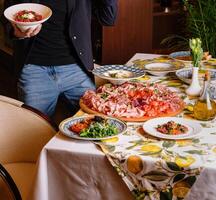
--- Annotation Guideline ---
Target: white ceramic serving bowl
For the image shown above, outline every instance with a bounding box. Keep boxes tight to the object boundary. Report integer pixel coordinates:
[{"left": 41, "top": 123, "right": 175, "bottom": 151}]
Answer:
[
  {"left": 144, "top": 62, "right": 179, "bottom": 76},
  {"left": 92, "top": 65, "right": 145, "bottom": 85},
  {"left": 4, "top": 3, "right": 52, "bottom": 32}
]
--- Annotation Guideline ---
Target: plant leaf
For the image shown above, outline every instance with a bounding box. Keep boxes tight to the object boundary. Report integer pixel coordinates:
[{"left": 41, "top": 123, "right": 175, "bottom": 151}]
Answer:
[
  {"left": 160, "top": 189, "right": 173, "bottom": 200},
  {"left": 184, "top": 150, "right": 205, "bottom": 155},
  {"left": 143, "top": 171, "right": 169, "bottom": 181},
  {"left": 167, "top": 162, "right": 181, "bottom": 171},
  {"left": 162, "top": 141, "right": 176, "bottom": 148},
  {"left": 173, "top": 174, "right": 186, "bottom": 183},
  {"left": 184, "top": 176, "right": 197, "bottom": 187}
]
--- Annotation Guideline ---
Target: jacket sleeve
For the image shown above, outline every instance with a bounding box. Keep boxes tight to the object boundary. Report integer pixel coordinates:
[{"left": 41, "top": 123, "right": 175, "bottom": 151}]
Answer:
[
  {"left": 0, "top": 0, "right": 17, "bottom": 39},
  {"left": 93, "top": 0, "right": 118, "bottom": 26}
]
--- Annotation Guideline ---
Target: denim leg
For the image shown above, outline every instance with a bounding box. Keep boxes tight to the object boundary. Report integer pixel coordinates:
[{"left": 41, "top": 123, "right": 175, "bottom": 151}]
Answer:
[
  {"left": 55, "top": 64, "right": 95, "bottom": 107},
  {"left": 18, "top": 64, "right": 59, "bottom": 117}
]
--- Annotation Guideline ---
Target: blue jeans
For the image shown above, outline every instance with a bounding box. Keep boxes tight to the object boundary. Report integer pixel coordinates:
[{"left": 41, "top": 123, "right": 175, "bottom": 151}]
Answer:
[{"left": 18, "top": 64, "right": 95, "bottom": 117}]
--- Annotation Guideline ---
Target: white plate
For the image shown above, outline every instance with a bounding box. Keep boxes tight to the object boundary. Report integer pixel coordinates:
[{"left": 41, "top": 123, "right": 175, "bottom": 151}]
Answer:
[
  {"left": 143, "top": 117, "right": 202, "bottom": 140},
  {"left": 59, "top": 115, "right": 127, "bottom": 141},
  {"left": 176, "top": 68, "right": 216, "bottom": 84}
]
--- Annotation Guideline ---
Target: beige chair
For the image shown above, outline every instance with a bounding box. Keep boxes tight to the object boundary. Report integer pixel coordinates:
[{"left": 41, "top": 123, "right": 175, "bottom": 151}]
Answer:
[
  {"left": 0, "top": 95, "right": 57, "bottom": 200},
  {"left": 0, "top": 163, "right": 21, "bottom": 200}
]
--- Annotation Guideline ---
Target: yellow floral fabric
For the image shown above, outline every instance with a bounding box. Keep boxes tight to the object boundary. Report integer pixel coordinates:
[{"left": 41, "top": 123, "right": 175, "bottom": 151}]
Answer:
[{"left": 95, "top": 58, "right": 216, "bottom": 200}]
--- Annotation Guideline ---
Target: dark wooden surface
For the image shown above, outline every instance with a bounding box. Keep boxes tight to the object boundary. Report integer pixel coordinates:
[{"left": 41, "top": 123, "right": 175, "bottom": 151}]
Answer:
[
  {"left": 92, "top": 0, "right": 183, "bottom": 65},
  {"left": 101, "top": 0, "right": 153, "bottom": 65}
]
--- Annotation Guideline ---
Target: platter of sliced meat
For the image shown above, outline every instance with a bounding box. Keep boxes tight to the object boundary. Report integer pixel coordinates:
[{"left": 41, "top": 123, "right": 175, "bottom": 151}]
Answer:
[{"left": 80, "top": 82, "right": 185, "bottom": 122}]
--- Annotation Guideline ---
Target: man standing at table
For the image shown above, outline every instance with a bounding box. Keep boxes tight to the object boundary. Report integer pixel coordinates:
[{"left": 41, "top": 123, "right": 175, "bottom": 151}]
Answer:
[{"left": 1, "top": 0, "right": 118, "bottom": 117}]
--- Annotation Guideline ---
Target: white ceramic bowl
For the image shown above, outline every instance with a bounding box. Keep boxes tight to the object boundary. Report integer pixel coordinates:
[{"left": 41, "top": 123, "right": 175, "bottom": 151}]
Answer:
[
  {"left": 92, "top": 65, "right": 145, "bottom": 85},
  {"left": 4, "top": 3, "right": 52, "bottom": 32},
  {"left": 144, "top": 62, "right": 182, "bottom": 76}
]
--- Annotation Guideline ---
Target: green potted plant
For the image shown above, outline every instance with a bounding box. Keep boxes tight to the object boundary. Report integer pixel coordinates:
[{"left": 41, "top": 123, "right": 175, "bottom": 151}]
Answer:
[{"left": 162, "top": 0, "right": 216, "bottom": 57}]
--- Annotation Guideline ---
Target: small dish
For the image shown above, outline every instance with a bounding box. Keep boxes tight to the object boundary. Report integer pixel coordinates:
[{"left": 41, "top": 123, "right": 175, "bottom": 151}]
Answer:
[
  {"left": 143, "top": 117, "right": 202, "bottom": 140},
  {"left": 4, "top": 3, "right": 52, "bottom": 32},
  {"left": 144, "top": 62, "right": 181, "bottom": 76},
  {"left": 176, "top": 68, "right": 216, "bottom": 84},
  {"left": 169, "top": 51, "right": 192, "bottom": 66},
  {"left": 92, "top": 65, "right": 145, "bottom": 85},
  {"left": 169, "top": 51, "right": 211, "bottom": 67},
  {"left": 59, "top": 115, "right": 127, "bottom": 141}
]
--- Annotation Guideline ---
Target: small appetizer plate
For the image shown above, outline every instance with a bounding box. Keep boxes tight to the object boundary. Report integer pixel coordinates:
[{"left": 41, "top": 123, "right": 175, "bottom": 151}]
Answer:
[
  {"left": 59, "top": 115, "right": 127, "bottom": 141},
  {"left": 92, "top": 65, "right": 145, "bottom": 85},
  {"left": 169, "top": 51, "right": 192, "bottom": 66},
  {"left": 143, "top": 117, "right": 202, "bottom": 140}
]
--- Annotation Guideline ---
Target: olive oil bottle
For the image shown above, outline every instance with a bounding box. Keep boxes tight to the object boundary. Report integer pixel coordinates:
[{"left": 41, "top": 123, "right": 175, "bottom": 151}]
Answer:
[{"left": 193, "top": 71, "right": 216, "bottom": 120}]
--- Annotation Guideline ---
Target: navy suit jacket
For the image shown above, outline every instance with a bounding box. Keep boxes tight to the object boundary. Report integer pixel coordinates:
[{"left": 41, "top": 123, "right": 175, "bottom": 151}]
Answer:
[{"left": 1, "top": 0, "right": 118, "bottom": 76}]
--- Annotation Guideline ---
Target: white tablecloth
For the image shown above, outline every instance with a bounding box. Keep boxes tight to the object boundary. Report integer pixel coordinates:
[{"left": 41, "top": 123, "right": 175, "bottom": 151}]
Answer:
[
  {"left": 29, "top": 134, "right": 134, "bottom": 200},
  {"left": 29, "top": 54, "right": 216, "bottom": 200}
]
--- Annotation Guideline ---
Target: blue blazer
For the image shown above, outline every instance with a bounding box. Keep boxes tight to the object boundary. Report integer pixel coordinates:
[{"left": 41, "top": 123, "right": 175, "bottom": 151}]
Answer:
[{"left": 1, "top": 0, "right": 118, "bottom": 76}]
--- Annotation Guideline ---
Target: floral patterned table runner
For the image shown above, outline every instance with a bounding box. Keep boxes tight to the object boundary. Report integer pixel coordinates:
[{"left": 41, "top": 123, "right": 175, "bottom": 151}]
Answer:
[{"left": 94, "top": 58, "right": 216, "bottom": 200}]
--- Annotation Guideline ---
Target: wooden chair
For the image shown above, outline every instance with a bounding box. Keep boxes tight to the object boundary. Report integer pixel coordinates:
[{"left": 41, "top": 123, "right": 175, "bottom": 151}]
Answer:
[{"left": 0, "top": 95, "right": 57, "bottom": 200}]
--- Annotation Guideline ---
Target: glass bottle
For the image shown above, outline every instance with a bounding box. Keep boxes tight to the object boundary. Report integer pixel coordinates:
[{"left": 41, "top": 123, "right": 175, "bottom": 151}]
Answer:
[{"left": 193, "top": 71, "right": 216, "bottom": 120}]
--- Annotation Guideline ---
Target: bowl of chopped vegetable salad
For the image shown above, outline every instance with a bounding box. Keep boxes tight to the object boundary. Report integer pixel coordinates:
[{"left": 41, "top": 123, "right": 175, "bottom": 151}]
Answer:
[{"left": 4, "top": 3, "right": 52, "bottom": 32}]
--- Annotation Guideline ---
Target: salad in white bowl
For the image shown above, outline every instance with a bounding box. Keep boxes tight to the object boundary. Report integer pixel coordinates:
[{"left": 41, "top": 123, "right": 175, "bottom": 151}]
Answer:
[{"left": 4, "top": 3, "right": 52, "bottom": 32}]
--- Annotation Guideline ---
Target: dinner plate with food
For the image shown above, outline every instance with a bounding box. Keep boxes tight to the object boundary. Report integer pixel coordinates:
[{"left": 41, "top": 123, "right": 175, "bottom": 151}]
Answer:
[
  {"left": 92, "top": 65, "right": 145, "bottom": 85},
  {"left": 59, "top": 115, "right": 127, "bottom": 140},
  {"left": 176, "top": 68, "right": 216, "bottom": 84},
  {"left": 80, "top": 82, "right": 185, "bottom": 122},
  {"left": 143, "top": 117, "right": 202, "bottom": 140}
]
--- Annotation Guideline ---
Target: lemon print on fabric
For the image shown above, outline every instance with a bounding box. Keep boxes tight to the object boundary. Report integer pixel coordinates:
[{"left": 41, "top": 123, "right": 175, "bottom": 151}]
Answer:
[
  {"left": 101, "top": 137, "right": 119, "bottom": 143},
  {"left": 127, "top": 155, "right": 143, "bottom": 174},
  {"left": 212, "top": 146, "right": 216, "bottom": 153},
  {"left": 176, "top": 140, "right": 193, "bottom": 147},
  {"left": 137, "top": 75, "right": 151, "bottom": 81},
  {"left": 141, "top": 145, "right": 162, "bottom": 154},
  {"left": 173, "top": 181, "right": 190, "bottom": 198},
  {"left": 185, "top": 105, "right": 194, "bottom": 112},
  {"left": 175, "top": 156, "right": 195, "bottom": 168}
]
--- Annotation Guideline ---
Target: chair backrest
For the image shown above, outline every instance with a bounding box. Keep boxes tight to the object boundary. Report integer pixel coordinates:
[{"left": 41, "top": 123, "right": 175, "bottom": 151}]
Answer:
[
  {"left": 0, "top": 163, "right": 22, "bottom": 200},
  {"left": 0, "top": 95, "right": 23, "bottom": 107},
  {"left": 0, "top": 96, "right": 57, "bottom": 164}
]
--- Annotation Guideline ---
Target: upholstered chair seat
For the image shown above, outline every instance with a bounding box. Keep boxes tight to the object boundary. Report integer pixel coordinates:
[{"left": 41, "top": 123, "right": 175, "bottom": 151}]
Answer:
[{"left": 0, "top": 95, "right": 57, "bottom": 199}]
